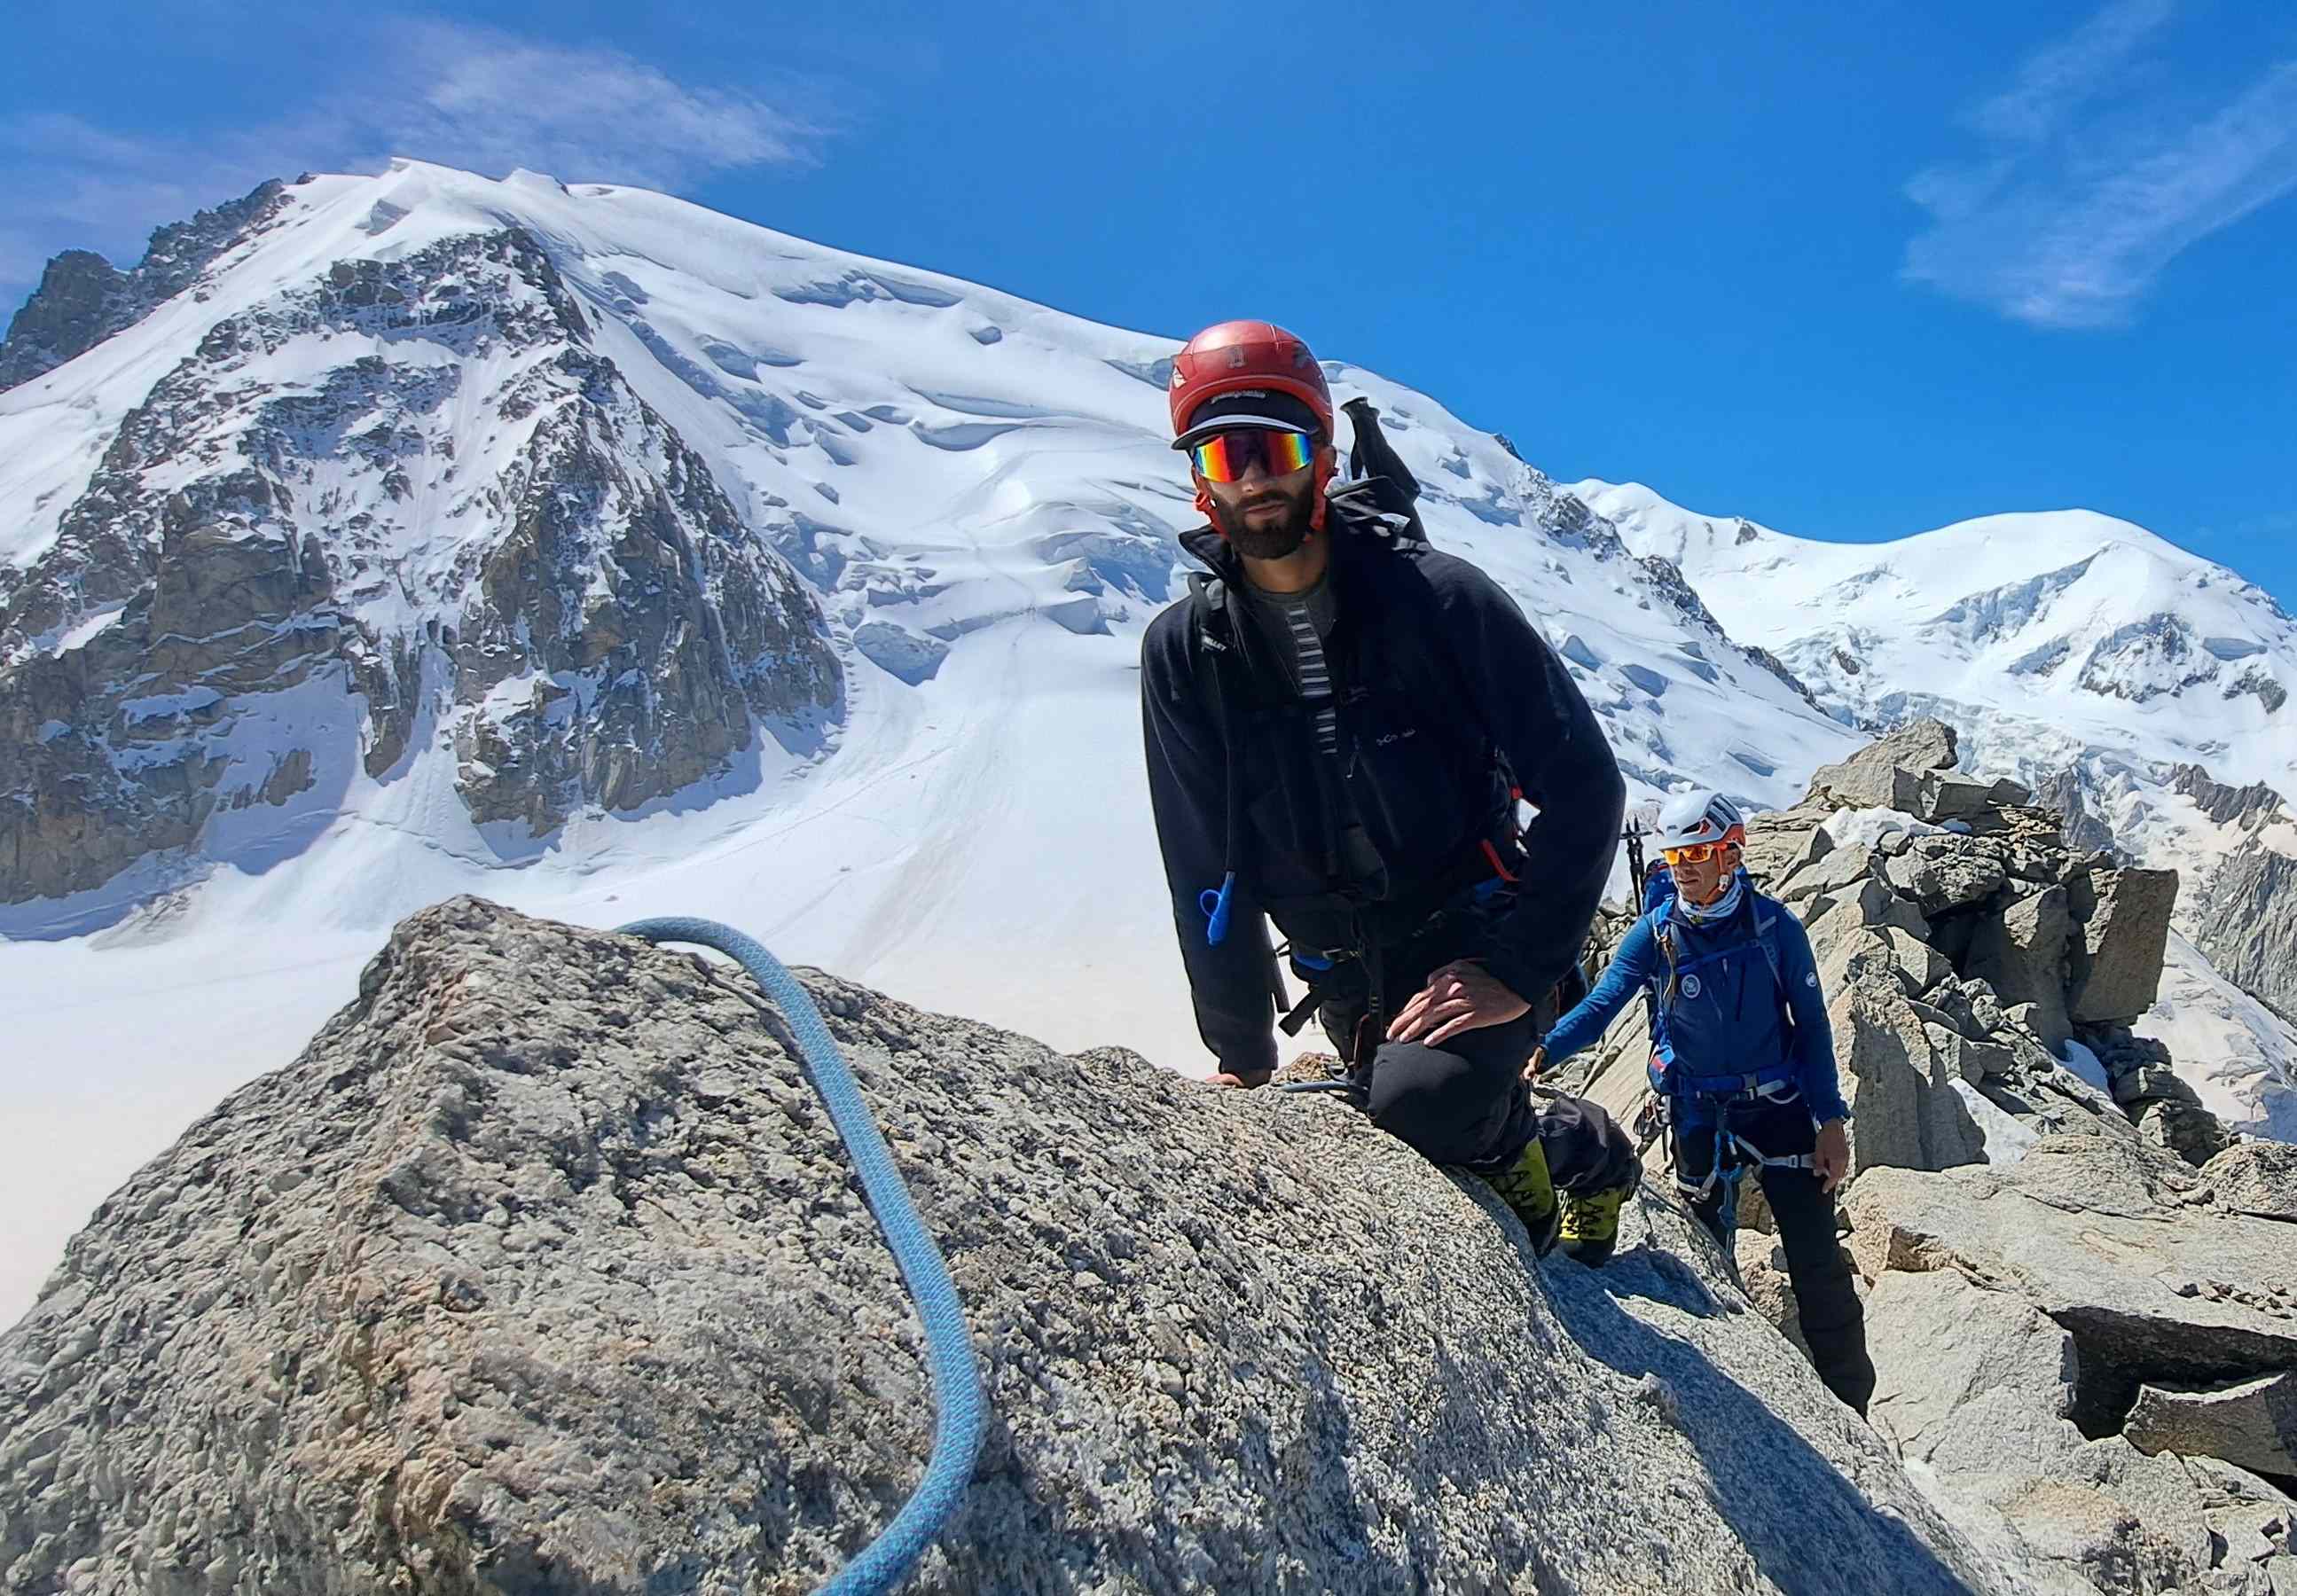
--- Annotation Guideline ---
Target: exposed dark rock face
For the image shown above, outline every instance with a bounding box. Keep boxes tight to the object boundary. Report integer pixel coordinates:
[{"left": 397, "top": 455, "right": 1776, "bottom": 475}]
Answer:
[
  {"left": 1632, "top": 553, "right": 1826, "bottom": 710},
  {"left": 0, "top": 179, "right": 293, "bottom": 390},
  {"left": 2033, "top": 768, "right": 2125, "bottom": 860},
  {"left": 2171, "top": 763, "right": 2289, "bottom": 833},
  {"left": 2194, "top": 839, "right": 2297, "bottom": 1027},
  {"left": 1, "top": 226, "right": 839, "bottom": 904}
]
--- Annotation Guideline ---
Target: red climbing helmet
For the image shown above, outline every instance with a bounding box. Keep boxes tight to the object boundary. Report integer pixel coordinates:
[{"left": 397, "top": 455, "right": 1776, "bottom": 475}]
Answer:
[{"left": 1168, "top": 320, "right": 1334, "bottom": 446}]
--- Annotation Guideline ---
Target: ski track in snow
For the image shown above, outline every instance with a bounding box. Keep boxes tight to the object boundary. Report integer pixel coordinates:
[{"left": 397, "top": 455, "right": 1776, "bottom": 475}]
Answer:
[{"left": 1, "top": 162, "right": 2289, "bottom": 1322}]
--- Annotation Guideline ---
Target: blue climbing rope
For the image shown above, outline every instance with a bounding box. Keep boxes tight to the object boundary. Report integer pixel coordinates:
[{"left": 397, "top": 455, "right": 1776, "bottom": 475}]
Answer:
[{"left": 619, "top": 917, "right": 986, "bottom": 1596}]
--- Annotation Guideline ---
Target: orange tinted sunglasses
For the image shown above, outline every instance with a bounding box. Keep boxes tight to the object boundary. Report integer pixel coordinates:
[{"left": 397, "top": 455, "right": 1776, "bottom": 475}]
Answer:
[{"left": 1662, "top": 841, "right": 1729, "bottom": 865}]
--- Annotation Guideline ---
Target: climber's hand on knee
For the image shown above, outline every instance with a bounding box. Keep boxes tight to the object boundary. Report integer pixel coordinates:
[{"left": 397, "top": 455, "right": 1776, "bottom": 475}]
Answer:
[
  {"left": 1815, "top": 1118, "right": 1850, "bottom": 1192},
  {"left": 1387, "top": 960, "right": 1528, "bottom": 1048}
]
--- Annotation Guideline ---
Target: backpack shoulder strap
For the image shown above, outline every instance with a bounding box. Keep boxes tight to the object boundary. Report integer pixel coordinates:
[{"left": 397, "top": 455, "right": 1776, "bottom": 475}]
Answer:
[
  {"left": 1186, "top": 568, "right": 1227, "bottom": 629},
  {"left": 1752, "top": 903, "right": 1786, "bottom": 989},
  {"left": 1649, "top": 907, "right": 1675, "bottom": 968},
  {"left": 1183, "top": 572, "right": 1234, "bottom": 711},
  {"left": 1649, "top": 907, "right": 1682, "bottom": 1036},
  {"left": 1751, "top": 899, "right": 1798, "bottom": 1034}
]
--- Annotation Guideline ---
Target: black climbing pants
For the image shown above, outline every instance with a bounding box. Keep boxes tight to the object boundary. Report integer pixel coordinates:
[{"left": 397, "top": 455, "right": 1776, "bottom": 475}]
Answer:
[
  {"left": 1673, "top": 1095, "right": 1877, "bottom": 1415},
  {"left": 1315, "top": 927, "right": 1640, "bottom": 1194}
]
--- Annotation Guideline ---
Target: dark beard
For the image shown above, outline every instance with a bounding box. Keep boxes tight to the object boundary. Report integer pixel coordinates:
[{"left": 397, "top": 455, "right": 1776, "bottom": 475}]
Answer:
[{"left": 1212, "top": 479, "right": 1316, "bottom": 559}]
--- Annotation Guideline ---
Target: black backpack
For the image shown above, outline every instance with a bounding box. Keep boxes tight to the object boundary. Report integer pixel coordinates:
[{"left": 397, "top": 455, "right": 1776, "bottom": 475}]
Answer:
[{"left": 1325, "top": 395, "right": 1428, "bottom": 544}]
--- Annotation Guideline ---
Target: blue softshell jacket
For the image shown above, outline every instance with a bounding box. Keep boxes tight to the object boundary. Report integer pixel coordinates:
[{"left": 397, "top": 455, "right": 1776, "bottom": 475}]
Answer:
[{"left": 1543, "top": 881, "right": 1850, "bottom": 1124}]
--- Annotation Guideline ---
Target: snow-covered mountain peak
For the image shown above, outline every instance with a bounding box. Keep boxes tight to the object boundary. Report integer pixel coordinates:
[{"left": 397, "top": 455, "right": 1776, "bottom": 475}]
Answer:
[
  {"left": 1572, "top": 479, "right": 2295, "bottom": 794},
  {"left": 1581, "top": 483, "right": 2245, "bottom": 622},
  {"left": 2, "top": 163, "right": 1856, "bottom": 1001}
]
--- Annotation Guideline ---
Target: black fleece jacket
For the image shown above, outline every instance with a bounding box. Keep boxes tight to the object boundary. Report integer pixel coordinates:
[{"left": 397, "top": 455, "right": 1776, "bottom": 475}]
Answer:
[{"left": 1141, "top": 513, "right": 1626, "bottom": 1079}]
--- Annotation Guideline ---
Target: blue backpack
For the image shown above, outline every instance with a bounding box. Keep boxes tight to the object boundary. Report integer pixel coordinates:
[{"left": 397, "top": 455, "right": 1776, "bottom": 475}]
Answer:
[{"left": 1641, "top": 863, "right": 1674, "bottom": 915}]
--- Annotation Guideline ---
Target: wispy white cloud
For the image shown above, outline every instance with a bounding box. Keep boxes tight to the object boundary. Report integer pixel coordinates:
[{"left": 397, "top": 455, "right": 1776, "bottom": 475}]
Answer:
[
  {"left": 0, "top": 20, "right": 839, "bottom": 311},
  {"left": 1904, "top": 3, "right": 2297, "bottom": 328},
  {"left": 382, "top": 21, "right": 830, "bottom": 192},
  {"left": 1964, "top": 0, "right": 2177, "bottom": 144}
]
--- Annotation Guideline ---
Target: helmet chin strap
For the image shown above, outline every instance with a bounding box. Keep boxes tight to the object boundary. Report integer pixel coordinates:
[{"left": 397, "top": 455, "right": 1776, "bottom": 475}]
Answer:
[{"left": 1308, "top": 443, "right": 1336, "bottom": 535}]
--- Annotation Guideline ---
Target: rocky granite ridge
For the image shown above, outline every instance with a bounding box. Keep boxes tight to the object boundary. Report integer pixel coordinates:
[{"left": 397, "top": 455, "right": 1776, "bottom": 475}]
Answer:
[
  {"left": 0, "top": 896, "right": 2008, "bottom": 1595},
  {"left": 1564, "top": 719, "right": 2294, "bottom": 1593}
]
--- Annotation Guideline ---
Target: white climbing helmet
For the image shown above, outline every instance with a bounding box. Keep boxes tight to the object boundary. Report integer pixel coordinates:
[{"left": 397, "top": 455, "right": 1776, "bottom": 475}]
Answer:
[{"left": 1655, "top": 788, "right": 1747, "bottom": 854}]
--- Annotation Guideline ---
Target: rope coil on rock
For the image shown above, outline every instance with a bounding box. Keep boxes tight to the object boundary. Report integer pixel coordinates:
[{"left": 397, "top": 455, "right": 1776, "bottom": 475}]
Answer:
[{"left": 619, "top": 917, "right": 985, "bottom": 1596}]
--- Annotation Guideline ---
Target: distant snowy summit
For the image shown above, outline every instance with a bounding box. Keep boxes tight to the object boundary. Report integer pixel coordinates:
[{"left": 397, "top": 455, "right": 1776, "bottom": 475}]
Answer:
[
  {"left": 1577, "top": 479, "right": 2293, "bottom": 902},
  {"left": 1573, "top": 481, "right": 2293, "bottom": 788}
]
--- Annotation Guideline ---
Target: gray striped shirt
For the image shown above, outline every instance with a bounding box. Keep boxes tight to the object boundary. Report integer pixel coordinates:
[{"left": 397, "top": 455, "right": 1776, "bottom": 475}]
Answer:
[{"left": 1237, "top": 570, "right": 1341, "bottom": 755}]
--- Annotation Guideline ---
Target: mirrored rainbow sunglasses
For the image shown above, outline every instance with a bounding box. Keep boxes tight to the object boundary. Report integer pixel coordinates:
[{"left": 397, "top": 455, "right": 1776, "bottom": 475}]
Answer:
[{"left": 1187, "top": 426, "right": 1314, "bottom": 484}]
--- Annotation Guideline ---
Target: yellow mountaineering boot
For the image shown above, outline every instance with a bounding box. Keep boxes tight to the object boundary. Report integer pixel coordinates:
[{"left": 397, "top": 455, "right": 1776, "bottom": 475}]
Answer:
[
  {"left": 1486, "top": 1138, "right": 1562, "bottom": 1257},
  {"left": 1560, "top": 1182, "right": 1632, "bottom": 1268}
]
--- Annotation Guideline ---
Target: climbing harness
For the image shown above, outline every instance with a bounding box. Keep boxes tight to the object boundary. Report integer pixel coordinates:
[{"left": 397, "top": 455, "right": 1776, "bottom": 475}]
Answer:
[
  {"left": 620, "top": 917, "right": 985, "bottom": 1596},
  {"left": 1672, "top": 1079, "right": 1817, "bottom": 1240}
]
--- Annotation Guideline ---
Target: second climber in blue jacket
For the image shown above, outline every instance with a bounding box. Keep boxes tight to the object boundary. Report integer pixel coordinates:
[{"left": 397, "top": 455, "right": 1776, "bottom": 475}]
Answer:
[{"left": 1529, "top": 789, "right": 1877, "bottom": 1414}]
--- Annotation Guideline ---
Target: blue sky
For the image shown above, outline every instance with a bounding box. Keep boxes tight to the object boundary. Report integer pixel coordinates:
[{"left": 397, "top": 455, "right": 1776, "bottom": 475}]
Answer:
[{"left": 6, "top": 0, "right": 2294, "bottom": 603}]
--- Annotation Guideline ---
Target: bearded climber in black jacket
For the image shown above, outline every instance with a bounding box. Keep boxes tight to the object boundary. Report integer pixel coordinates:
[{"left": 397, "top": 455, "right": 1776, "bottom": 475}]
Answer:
[{"left": 1141, "top": 320, "right": 1642, "bottom": 1262}]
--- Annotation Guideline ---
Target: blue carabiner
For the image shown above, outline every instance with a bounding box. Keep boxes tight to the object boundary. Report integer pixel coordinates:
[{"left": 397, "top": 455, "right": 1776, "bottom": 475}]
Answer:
[{"left": 1199, "top": 871, "right": 1236, "bottom": 947}]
